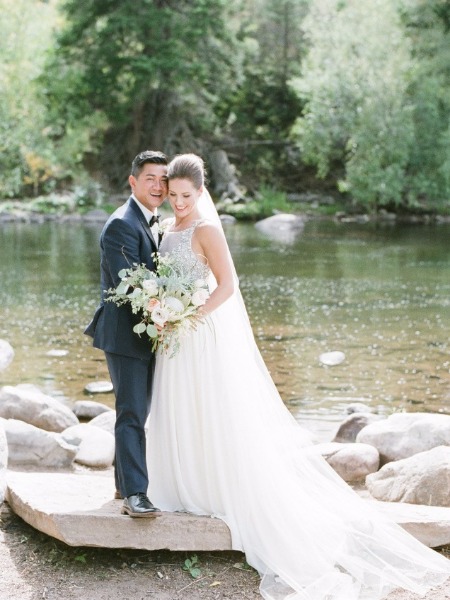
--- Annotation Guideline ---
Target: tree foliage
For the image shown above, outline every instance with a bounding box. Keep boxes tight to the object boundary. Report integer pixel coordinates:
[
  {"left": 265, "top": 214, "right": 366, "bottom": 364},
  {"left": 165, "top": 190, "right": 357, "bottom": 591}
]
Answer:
[
  {"left": 291, "top": 0, "right": 415, "bottom": 209},
  {"left": 43, "top": 0, "right": 237, "bottom": 187},
  {"left": 0, "top": 0, "right": 61, "bottom": 198},
  {"left": 399, "top": 0, "right": 450, "bottom": 208},
  {"left": 1, "top": 0, "right": 449, "bottom": 210},
  {"left": 217, "top": 0, "right": 309, "bottom": 188},
  {"left": 291, "top": 0, "right": 450, "bottom": 210}
]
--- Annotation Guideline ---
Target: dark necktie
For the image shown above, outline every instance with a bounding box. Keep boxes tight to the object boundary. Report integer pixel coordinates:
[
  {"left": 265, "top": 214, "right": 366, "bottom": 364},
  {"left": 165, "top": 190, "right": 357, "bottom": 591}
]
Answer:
[{"left": 149, "top": 214, "right": 160, "bottom": 227}]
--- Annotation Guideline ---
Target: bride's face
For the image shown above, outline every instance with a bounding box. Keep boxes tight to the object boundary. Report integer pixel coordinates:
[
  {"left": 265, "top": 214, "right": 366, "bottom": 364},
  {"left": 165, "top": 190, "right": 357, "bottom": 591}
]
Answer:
[{"left": 168, "top": 178, "right": 203, "bottom": 220}]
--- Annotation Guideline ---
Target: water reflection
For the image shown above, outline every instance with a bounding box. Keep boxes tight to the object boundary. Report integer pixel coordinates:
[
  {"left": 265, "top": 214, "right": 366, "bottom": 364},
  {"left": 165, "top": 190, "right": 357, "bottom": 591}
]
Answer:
[{"left": 0, "top": 219, "right": 449, "bottom": 442}]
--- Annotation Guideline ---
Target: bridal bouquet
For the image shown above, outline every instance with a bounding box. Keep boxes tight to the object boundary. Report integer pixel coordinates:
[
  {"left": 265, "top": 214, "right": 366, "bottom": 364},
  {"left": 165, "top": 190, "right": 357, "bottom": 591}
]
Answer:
[{"left": 106, "top": 254, "right": 210, "bottom": 356}]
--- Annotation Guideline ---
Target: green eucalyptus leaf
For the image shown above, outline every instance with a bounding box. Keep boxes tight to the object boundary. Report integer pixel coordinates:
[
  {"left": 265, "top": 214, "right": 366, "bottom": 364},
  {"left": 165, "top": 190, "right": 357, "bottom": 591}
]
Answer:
[
  {"left": 133, "top": 323, "right": 146, "bottom": 335},
  {"left": 146, "top": 324, "right": 158, "bottom": 338},
  {"left": 116, "top": 281, "right": 129, "bottom": 295}
]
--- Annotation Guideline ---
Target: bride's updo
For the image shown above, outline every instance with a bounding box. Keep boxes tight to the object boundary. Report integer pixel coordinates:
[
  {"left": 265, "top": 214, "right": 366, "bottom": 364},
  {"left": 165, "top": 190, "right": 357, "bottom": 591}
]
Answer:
[{"left": 167, "top": 154, "right": 205, "bottom": 190}]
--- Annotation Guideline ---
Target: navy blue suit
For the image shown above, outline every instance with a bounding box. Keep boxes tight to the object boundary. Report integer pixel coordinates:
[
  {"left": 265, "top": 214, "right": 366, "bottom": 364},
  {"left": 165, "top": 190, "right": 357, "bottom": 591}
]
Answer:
[{"left": 85, "top": 197, "right": 158, "bottom": 497}]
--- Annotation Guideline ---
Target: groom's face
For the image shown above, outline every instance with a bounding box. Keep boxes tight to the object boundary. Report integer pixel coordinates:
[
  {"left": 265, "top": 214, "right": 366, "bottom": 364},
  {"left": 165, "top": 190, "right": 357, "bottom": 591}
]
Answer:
[{"left": 129, "top": 162, "right": 168, "bottom": 210}]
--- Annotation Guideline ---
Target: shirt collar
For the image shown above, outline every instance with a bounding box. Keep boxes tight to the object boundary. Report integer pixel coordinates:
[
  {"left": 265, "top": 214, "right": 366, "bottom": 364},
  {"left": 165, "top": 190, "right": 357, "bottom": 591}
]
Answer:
[{"left": 131, "top": 194, "right": 157, "bottom": 223}]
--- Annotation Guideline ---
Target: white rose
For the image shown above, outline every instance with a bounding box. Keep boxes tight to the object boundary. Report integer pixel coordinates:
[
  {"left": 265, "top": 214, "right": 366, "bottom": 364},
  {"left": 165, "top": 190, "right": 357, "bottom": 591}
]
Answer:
[
  {"left": 191, "top": 289, "right": 209, "bottom": 307},
  {"left": 151, "top": 306, "right": 170, "bottom": 326},
  {"left": 164, "top": 296, "right": 185, "bottom": 314},
  {"left": 142, "top": 279, "right": 158, "bottom": 295},
  {"left": 194, "top": 279, "right": 207, "bottom": 289}
]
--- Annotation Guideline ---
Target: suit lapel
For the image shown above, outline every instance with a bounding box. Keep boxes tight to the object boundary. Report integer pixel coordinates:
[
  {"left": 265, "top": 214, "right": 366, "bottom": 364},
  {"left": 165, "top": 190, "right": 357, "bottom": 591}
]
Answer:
[{"left": 128, "top": 197, "right": 158, "bottom": 249}]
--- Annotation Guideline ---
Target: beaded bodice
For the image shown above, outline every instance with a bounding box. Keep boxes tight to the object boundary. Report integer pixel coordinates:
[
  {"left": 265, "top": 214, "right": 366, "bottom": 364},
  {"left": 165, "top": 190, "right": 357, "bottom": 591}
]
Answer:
[{"left": 159, "top": 219, "right": 210, "bottom": 281}]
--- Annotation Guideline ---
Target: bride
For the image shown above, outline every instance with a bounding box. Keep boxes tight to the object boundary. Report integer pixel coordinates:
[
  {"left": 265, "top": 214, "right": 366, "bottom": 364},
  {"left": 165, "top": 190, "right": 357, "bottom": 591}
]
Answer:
[{"left": 146, "top": 153, "right": 450, "bottom": 600}]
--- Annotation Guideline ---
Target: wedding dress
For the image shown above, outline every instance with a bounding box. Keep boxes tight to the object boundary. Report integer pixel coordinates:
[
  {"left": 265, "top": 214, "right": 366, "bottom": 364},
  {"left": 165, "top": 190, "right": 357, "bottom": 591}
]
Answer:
[{"left": 146, "top": 217, "right": 450, "bottom": 600}]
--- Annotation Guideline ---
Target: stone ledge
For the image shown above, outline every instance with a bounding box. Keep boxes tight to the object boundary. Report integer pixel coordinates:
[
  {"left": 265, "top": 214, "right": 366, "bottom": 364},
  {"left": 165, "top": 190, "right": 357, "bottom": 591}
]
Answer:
[
  {"left": 5, "top": 470, "right": 450, "bottom": 550},
  {"left": 5, "top": 471, "right": 232, "bottom": 550}
]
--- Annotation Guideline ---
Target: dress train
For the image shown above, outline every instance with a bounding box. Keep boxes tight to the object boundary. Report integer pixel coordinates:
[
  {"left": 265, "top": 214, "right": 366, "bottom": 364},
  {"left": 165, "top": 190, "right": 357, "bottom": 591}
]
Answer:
[{"left": 146, "top": 223, "right": 450, "bottom": 600}]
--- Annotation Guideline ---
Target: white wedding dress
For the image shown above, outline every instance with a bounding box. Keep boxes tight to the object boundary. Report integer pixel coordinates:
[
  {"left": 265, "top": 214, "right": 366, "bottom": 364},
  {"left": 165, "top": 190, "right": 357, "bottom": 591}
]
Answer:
[{"left": 147, "top": 219, "right": 450, "bottom": 600}]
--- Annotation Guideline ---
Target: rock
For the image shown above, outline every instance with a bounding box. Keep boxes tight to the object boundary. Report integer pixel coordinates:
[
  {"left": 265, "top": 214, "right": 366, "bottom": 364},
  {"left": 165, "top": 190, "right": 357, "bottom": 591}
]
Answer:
[
  {"left": 82, "top": 208, "right": 109, "bottom": 222},
  {"left": 255, "top": 214, "right": 305, "bottom": 243},
  {"left": 0, "top": 417, "right": 77, "bottom": 468},
  {"left": 0, "top": 422, "right": 8, "bottom": 504},
  {"left": 46, "top": 349, "right": 69, "bottom": 357},
  {"left": 73, "top": 400, "right": 113, "bottom": 420},
  {"left": 219, "top": 214, "right": 237, "bottom": 224},
  {"left": 316, "top": 442, "right": 379, "bottom": 482},
  {"left": 345, "top": 402, "right": 373, "bottom": 414},
  {"left": 84, "top": 381, "right": 114, "bottom": 394},
  {"left": 88, "top": 410, "right": 116, "bottom": 436},
  {"left": 356, "top": 412, "right": 450, "bottom": 464},
  {"left": 0, "top": 339, "right": 14, "bottom": 371},
  {"left": 333, "top": 413, "right": 384, "bottom": 443},
  {"left": 0, "top": 384, "right": 79, "bottom": 433},
  {"left": 6, "top": 471, "right": 233, "bottom": 551},
  {"left": 378, "top": 209, "right": 397, "bottom": 221},
  {"left": 62, "top": 424, "right": 115, "bottom": 469},
  {"left": 208, "top": 149, "right": 246, "bottom": 202},
  {"left": 366, "top": 446, "right": 450, "bottom": 507},
  {"left": 319, "top": 351, "right": 345, "bottom": 366}
]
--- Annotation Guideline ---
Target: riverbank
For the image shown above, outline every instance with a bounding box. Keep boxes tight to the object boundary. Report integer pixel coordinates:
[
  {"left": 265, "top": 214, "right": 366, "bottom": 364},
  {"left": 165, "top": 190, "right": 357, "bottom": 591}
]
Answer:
[{"left": 1, "top": 194, "right": 450, "bottom": 225}]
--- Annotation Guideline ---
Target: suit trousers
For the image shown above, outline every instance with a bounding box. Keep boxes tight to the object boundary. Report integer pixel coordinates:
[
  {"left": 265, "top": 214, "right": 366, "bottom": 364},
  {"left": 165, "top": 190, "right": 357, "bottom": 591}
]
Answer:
[{"left": 105, "top": 351, "right": 155, "bottom": 498}]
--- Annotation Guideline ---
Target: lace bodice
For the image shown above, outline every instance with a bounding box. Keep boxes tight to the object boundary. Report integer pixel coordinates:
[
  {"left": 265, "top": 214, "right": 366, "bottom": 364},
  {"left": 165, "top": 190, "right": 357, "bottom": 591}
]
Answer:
[{"left": 159, "top": 219, "right": 210, "bottom": 281}]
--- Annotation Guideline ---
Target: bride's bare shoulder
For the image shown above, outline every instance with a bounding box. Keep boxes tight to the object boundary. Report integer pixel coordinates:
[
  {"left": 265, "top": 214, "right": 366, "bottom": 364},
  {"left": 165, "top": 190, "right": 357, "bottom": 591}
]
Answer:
[
  {"left": 195, "top": 218, "right": 221, "bottom": 232},
  {"left": 194, "top": 219, "right": 223, "bottom": 238},
  {"left": 194, "top": 220, "right": 227, "bottom": 252}
]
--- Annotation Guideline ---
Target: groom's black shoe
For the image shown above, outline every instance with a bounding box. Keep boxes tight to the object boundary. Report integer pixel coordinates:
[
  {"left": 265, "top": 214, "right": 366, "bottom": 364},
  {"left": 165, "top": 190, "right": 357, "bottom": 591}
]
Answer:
[{"left": 121, "top": 493, "right": 162, "bottom": 518}]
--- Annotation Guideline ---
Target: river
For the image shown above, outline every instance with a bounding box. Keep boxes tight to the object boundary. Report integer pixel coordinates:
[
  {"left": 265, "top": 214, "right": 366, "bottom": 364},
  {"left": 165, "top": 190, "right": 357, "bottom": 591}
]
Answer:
[{"left": 0, "top": 218, "right": 449, "bottom": 441}]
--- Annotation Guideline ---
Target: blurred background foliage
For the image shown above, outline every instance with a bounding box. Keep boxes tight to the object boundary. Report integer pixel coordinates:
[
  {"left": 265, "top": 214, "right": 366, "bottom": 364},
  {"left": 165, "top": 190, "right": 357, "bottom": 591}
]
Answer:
[{"left": 0, "top": 0, "right": 449, "bottom": 213}]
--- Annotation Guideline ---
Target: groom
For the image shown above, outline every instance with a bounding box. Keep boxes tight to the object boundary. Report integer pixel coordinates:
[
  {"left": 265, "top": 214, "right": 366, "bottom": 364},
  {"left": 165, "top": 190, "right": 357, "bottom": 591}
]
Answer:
[{"left": 85, "top": 150, "right": 168, "bottom": 517}]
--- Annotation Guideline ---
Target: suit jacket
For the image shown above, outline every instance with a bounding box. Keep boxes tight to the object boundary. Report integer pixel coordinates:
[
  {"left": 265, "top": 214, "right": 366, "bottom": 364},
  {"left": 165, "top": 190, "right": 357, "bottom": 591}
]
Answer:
[{"left": 84, "top": 197, "right": 158, "bottom": 360}]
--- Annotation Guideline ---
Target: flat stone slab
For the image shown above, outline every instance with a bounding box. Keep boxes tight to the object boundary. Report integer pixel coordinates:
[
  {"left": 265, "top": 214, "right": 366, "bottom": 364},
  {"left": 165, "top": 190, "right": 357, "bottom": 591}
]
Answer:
[
  {"left": 5, "top": 471, "right": 450, "bottom": 550},
  {"left": 5, "top": 471, "right": 232, "bottom": 550}
]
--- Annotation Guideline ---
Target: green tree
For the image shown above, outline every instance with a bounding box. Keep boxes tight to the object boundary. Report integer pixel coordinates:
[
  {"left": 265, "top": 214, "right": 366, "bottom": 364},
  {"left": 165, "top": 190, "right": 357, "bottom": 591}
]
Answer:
[
  {"left": 0, "top": 0, "right": 61, "bottom": 198},
  {"left": 291, "top": 0, "right": 415, "bottom": 210},
  {"left": 43, "top": 0, "right": 237, "bottom": 188},
  {"left": 291, "top": 0, "right": 450, "bottom": 211},
  {"left": 217, "top": 0, "right": 309, "bottom": 190},
  {"left": 399, "top": 0, "right": 450, "bottom": 209}
]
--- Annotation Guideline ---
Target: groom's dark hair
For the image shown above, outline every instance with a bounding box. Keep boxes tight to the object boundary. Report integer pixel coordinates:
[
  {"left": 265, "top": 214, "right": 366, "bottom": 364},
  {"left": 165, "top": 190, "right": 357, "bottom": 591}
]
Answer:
[{"left": 131, "top": 150, "right": 168, "bottom": 177}]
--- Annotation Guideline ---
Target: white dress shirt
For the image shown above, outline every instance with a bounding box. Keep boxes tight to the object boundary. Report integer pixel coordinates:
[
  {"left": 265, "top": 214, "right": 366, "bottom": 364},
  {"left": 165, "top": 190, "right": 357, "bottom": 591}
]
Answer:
[{"left": 131, "top": 194, "right": 159, "bottom": 245}]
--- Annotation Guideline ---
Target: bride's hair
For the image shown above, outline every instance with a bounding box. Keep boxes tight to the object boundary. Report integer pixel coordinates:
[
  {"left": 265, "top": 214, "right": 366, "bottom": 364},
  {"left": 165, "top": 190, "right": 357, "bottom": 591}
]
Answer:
[{"left": 167, "top": 153, "right": 206, "bottom": 189}]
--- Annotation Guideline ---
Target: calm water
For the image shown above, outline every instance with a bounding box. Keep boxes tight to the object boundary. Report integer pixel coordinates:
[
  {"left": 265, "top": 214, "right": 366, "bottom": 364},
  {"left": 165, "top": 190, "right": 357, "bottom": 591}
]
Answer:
[{"left": 0, "top": 218, "right": 449, "bottom": 441}]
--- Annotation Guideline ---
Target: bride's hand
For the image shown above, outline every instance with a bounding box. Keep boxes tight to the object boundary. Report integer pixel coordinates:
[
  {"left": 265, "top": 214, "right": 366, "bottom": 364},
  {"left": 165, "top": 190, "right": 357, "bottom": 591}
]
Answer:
[{"left": 192, "top": 307, "right": 208, "bottom": 326}]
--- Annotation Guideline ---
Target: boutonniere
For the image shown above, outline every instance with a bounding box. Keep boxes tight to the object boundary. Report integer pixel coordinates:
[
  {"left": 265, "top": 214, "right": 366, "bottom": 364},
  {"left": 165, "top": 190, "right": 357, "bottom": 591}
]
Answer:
[{"left": 157, "top": 217, "right": 172, "bottom": 238}]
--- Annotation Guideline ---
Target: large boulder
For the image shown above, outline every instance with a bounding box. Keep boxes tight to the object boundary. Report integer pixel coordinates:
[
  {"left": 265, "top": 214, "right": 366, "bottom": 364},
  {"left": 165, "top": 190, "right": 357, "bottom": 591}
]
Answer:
[
  {"left": 89, "top": 410, "right": 116, "bottom": 436},
  {"left": 62, "top": 424, "right": 115, "bottom": 469},
  {"left": 356, "top": 412, "right": 450, "bottom": 464},
  {"left": 255, "top": 214, "right": 305, "bottom": 243},
  {"left": 0, "top": 339, "right": 14, "bottom": 371},
  {"left": 0, "top": 384, "right": 79, "bottom": 432},
  {"left": 333, "top": 413, "right": 384, "bottom": 443},
  {"left": 0, "top": 422, "right": 8, "bottom": 504},
  {"left": 366, "top": 446, "right": 450, "bottom": 507},
  {"left": 73, "top": 400, "right": 113, "bottom": 420},
  {"left": 208, "top": 149, "right": 246, "bottom": 202},
  {"left": 1, "top": 417, "right": 77, "bottom": 468},
  {"left": 316, "top": 442, "right": 380, "bottom": 482}
]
